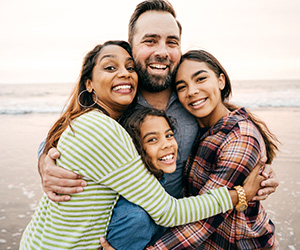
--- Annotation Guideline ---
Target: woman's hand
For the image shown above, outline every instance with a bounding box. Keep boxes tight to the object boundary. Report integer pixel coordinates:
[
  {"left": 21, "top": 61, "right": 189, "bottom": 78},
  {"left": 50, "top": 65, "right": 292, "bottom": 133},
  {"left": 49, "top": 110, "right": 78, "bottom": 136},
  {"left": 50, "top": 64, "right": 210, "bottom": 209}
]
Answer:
[{"left": 38, "top": 147, "right": 87, "bottom": 202}]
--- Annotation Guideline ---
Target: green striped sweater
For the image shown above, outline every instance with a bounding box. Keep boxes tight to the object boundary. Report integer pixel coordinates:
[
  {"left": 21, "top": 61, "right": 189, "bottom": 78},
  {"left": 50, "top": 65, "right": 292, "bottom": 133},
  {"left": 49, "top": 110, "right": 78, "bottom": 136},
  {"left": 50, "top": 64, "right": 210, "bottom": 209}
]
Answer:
[{"left": 20, "top": 110, "right": 232, "bottom": 249}]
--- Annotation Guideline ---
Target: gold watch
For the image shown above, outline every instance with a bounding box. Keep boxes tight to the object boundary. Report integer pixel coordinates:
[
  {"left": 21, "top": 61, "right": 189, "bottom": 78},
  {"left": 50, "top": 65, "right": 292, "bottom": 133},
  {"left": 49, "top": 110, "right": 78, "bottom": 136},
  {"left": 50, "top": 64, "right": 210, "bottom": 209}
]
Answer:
[{"left": 233, "top": 185, "right": 248, "bottom": 212}]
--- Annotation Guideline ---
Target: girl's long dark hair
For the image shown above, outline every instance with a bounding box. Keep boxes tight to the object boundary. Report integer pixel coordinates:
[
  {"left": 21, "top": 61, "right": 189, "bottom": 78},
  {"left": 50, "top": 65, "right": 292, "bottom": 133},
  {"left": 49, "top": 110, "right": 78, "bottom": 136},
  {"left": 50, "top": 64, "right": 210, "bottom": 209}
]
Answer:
[
  {"left": 175, "top": 50, "right": 279, "bottom": 164},
  {"left": 118, "top": 106, "right": 176, "bottom": 179}
]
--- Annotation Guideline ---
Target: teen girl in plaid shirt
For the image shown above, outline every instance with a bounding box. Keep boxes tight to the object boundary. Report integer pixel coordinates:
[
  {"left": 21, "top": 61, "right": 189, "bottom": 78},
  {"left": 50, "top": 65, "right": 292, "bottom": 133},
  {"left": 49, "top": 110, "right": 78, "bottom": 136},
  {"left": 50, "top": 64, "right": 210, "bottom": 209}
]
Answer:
[{"left": 147, "top": 50, "right": 279, "bottom": 249}]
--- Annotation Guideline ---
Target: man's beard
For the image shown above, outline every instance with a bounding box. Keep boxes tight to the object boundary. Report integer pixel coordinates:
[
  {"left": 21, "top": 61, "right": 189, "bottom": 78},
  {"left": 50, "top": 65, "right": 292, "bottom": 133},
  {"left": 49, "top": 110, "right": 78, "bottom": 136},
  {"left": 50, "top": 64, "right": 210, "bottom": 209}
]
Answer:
[{"left": 135, "top": 61, "right": 174, "bottom": 93}]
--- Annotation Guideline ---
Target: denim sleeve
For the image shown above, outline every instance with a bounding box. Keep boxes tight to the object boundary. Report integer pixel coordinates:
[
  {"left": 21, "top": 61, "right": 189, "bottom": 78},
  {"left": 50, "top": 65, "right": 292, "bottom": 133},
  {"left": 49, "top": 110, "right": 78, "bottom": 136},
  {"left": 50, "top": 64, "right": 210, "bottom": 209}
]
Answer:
[
  {"left": 37, "top": 139, "right": 46, "bottom": 159},
  {"left": 106, "top": 196, "right": 167, "bottom": 250}
]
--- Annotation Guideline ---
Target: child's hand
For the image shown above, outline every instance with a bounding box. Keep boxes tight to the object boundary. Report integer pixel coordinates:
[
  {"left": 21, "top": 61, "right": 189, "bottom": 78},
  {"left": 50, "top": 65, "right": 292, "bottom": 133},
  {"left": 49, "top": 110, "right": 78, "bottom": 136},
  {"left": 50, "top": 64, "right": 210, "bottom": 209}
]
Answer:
[{"left": 98, "top": 237, "right": 116, "bottom": 250}]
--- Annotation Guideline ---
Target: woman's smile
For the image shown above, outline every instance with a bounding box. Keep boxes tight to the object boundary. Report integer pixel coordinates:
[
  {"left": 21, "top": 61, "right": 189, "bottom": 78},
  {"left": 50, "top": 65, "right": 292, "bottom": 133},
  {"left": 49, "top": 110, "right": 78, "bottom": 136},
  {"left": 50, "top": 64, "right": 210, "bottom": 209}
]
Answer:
[
  {"left": 112, "top": 83, "right": 134, "bottom": 93},
  {"left": 189, "top": 97, "right": 208, "bottom": 108}
]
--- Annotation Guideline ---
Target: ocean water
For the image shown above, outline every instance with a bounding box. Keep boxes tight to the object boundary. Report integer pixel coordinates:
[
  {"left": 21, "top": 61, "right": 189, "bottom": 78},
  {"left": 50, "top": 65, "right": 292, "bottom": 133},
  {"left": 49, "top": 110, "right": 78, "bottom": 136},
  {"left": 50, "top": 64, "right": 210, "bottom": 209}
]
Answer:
[
  {"left": 0, "top": 83, "right": 73, "bottom": 115},
  {"left": 0, "top": 80, "right": 299, "bottom": 115},
  {"left": 230, "top": 79, "right": 300, "bottom": 108}
]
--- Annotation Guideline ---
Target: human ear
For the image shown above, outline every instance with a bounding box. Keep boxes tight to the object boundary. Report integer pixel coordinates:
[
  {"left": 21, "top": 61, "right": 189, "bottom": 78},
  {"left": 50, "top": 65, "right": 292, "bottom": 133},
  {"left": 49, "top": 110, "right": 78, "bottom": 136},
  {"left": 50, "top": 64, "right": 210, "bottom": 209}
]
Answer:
[
  {"left": 218, "top": 73, "right": 226, "bottom": 90},
  {"left": 85, "top": 79, "right": 93, "bottom": 93}
]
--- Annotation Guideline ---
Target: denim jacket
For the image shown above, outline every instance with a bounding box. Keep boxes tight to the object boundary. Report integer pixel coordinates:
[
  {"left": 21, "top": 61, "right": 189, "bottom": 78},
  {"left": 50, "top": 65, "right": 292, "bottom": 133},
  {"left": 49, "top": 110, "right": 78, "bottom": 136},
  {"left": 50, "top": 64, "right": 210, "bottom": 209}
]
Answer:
[{"left": 106, "top": 177, "right": 168, "bottom": 250}]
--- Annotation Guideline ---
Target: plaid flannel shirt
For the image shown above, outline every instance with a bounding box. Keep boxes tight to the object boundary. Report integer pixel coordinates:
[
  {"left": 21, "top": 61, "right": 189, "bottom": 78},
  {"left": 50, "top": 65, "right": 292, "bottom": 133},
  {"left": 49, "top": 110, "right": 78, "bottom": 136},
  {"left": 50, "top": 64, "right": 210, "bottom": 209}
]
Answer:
[{"left": 148, "top": 108, "right": 278, "bottom": 250}]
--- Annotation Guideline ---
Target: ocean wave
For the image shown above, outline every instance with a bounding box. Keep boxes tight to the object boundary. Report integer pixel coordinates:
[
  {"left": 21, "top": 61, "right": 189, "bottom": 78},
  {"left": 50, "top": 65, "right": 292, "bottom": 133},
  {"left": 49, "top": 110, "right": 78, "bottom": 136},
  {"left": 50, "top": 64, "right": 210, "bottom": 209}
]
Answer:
[
  {"left": 0, "top": 80, "right": 299, "bottom": 115},
  {"left": 231, "top": 98, "right": 300, "bottom": 108},
  {"left": 1, "top": 102, "right": 299, "bottom": 115},
  {"left": 0, "top": 107, "right": 64, "bottom": 115}
]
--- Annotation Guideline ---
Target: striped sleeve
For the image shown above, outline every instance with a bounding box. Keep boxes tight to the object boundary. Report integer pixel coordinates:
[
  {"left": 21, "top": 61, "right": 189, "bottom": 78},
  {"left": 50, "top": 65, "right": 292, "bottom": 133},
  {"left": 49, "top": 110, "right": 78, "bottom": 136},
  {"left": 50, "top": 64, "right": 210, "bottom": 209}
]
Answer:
[
  {"left": 59, "top": 110, "right": 233, "bottom": 227},
  {"left": 100, "top": 157, "right": 232, "bottom": 227},
  {"left": 147, "top": 120, "right": 266, "bottom": 249}
]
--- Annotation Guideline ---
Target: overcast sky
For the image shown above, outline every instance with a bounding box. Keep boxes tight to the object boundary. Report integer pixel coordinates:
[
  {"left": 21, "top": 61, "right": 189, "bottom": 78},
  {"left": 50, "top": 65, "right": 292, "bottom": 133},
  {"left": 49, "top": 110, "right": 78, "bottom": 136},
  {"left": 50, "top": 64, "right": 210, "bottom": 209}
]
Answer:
[{"left": 0, "top": 0, "right": 299, "bottom": 84}]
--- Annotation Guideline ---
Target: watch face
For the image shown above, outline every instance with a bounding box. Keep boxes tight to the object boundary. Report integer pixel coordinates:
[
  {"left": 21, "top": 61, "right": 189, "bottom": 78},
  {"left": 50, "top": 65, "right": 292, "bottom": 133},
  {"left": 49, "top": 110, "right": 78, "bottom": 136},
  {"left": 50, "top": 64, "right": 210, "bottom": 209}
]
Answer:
[{"left": 238, "top": 204, "right": 247, "bottom": 211}]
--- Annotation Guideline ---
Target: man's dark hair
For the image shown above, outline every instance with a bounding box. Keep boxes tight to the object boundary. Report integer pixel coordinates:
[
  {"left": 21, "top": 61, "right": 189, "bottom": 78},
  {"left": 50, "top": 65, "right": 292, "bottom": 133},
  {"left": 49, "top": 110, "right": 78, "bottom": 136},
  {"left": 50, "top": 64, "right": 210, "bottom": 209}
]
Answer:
[{"left": 128, "top": 0, "right": 182, "bottom": 45}]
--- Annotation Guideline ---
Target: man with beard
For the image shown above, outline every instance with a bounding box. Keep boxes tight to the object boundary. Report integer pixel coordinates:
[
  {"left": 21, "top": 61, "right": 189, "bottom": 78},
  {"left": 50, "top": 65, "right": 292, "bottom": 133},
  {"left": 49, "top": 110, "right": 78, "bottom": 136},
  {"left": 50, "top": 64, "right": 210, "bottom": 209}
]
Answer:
[
  {"left": 39, "top": 0, "right": 199, "bottom": 199},
  {"left": 126, "top": 2, "right": 198, "bottom": 198},
  {"left": 38, "top": 0, "right": 279, "bottom": 248}
]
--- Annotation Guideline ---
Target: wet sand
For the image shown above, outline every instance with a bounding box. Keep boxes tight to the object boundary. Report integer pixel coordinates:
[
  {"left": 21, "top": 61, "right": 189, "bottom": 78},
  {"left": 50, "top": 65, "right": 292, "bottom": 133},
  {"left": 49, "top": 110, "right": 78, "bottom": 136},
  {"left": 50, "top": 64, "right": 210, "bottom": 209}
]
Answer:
[{"left": 0, "top": 108, "right": 299, "bottom": 249}]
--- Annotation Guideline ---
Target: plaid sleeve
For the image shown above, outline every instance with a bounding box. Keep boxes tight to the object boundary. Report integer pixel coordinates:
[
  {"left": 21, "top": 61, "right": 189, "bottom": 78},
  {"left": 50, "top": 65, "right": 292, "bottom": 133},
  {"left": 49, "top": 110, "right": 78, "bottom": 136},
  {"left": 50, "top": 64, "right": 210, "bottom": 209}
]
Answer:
[{"left": 147, "top": 127, "right": 262, "bottom": 250}]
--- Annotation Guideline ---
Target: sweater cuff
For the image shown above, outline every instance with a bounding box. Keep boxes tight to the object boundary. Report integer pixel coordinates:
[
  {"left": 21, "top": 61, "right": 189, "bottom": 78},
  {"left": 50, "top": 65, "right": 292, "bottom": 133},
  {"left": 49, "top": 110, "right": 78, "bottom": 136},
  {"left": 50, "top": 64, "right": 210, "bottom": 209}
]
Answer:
[{"left": 209, "top": 186, "right": 233, "bottom": 213}]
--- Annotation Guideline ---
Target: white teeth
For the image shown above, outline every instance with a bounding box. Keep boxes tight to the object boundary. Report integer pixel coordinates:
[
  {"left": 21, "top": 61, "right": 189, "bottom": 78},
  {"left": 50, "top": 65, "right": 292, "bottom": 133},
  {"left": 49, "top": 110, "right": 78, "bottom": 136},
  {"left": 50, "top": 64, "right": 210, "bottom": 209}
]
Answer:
[
  {"left": 159, "top": 154, "right": 173, "bottom": 161},
  {"left": 191, "top": 99, "right": 206, "bottom": 106},
  {"left": 150, "top": 64, "right": 167, "bottom": 70},
  {"left": 113, "top": 85, "right": 131, "bottom": 91}
]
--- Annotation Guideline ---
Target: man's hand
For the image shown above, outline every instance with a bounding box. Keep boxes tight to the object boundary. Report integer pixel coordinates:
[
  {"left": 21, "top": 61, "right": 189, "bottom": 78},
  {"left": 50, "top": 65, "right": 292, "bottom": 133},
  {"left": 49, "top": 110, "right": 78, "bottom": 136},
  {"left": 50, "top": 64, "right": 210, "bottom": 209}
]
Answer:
[
  {"left": 242, "top": 158, "right": 266, "bottom": 203},
  {"left": 252, "top": 164, "right": 279, "bottom": 201},
  {"left": 99, "top": 237, "right": 116, "bottom": 250},
  {"left": 38, "top": 148, "right": 87, "bottom": 202}
]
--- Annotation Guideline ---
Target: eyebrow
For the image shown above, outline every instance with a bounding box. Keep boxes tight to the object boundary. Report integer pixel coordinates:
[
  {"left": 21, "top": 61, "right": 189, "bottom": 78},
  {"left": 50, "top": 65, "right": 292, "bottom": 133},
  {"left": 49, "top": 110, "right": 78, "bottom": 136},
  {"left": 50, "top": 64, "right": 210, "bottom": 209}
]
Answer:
[
  {"left": 142, "top": 33, "right": 180, "bottom": 41},
  {"left": 191, "top": 69, "right": 208, "bottom": 79},
  {"left": 100, "top": 54, "right": 133, "bottom": 62},
  {"left": 142, "top": 128, "right": 173, "bottom": 140},
  {"left": 176, "top": 69, "right": 207, "bottom": 85},
  {"left": 167, "top": 35, "right": 180, "bottom": 41},
  {"left": 142, "top": 132, "right": 156, "bottom": 140},
  {"left": 165, "top": 128, "right": 173, "bottom": 134},
  {"left": 99, "top": 54, "right": 115, "bottom": 62},
  {"left": 142, "top": 33, "right": 160, "bottom": 40}
]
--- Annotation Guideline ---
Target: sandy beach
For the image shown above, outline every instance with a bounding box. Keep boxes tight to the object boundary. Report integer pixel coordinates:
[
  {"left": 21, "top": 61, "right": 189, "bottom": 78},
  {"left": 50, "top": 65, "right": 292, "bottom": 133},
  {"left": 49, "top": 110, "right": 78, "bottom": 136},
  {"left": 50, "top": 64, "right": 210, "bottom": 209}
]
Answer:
[{"left": 0, "top": 107, "right": 299, "bottom": 250}]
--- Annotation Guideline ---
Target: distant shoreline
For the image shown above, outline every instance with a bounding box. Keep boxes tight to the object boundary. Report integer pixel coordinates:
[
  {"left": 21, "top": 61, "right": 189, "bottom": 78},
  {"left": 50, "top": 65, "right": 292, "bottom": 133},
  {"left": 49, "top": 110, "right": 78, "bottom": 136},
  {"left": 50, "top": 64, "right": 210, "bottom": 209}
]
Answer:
[
  {"left": 0, "top": 106, "right": 299, "bottom": 116},
  {"left": 1, "top": 80, "right": 300, "bottom": 115},
  {"left": 1, "top": 79, "right": 299, "bottom": 85}
]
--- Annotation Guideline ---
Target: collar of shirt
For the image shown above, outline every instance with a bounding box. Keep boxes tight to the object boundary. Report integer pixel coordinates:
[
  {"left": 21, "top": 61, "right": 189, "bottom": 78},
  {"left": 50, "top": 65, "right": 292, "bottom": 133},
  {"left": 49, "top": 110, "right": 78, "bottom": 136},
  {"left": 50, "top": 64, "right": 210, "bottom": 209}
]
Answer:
[
  {"left": 199, "top": 107, "right": 249, "bottom": 141},
  {"left": 136, "top": 91, "right": 178, "bottom": 110}
]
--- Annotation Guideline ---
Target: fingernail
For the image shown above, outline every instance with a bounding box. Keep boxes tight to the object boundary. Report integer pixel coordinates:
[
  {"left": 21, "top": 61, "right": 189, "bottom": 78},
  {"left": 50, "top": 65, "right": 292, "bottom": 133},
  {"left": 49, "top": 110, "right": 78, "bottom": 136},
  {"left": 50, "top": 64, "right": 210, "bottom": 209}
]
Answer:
[
  {"left": 64, "top": 196, "right": 71, "bottom": 201},
  {"left": 81, "top": 181, "right": 87, "bottom": 187},
  {"left": 100, "top": 237, "right": 106, "bottom": 243},
  {"left": 76, "top": 187, "right": 84, "bottom": 192}
]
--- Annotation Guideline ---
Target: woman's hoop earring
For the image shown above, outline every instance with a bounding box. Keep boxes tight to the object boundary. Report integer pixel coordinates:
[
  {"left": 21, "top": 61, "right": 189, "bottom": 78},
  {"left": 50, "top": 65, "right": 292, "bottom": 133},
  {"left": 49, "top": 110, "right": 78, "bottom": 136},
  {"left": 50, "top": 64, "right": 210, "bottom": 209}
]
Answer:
[{"left": 78, "top": 90, "right": 98, "bottom": 108}]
